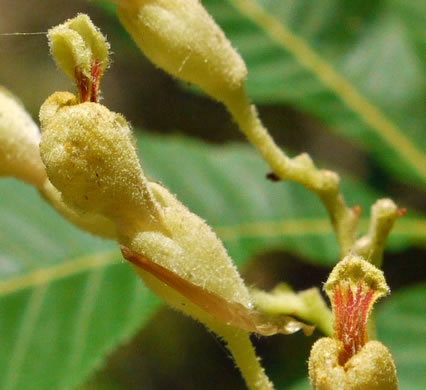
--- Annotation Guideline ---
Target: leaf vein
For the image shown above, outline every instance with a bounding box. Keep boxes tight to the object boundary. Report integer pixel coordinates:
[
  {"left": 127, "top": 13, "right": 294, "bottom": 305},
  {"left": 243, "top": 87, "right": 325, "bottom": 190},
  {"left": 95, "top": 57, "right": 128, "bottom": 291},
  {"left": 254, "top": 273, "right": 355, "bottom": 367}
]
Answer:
[
  {"left": 60, "top": 268, "right": 105, "bottom": 390},
  {"left": 3, "top": 284, "right": 47, "bottom": 390},
  {"left": 0, "top": 250, "right": 119, "bottom": 297},
  {"left": 0, "top": 219, "right": 423, "bottom": 297}
]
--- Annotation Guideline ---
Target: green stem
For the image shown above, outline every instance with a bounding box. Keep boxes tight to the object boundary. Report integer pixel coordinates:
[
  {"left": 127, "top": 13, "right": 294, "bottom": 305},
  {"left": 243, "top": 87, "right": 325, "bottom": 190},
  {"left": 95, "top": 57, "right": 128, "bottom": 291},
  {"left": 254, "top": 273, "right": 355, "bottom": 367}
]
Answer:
[
  {"left": 225, "top": 89, "right": 359, "bottom": 258},
  {"left": 251, "top": 286, "right": 333, "bottom": 337},
  {"left": 220, "top": 327, "right": 275, "bottom": 390},
  {"left": 353, "top": 199, "right": 400, "bottom": 268}
]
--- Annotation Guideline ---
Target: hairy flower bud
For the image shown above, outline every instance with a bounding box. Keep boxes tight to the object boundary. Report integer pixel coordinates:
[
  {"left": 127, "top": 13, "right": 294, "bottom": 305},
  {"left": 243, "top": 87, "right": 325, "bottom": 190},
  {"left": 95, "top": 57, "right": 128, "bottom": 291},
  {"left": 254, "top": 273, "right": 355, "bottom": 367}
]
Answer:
[
  {"left": 39, "top": 92, "right": 163, "bottom": 232},
  {"left": 128, "top": 181, "right": 252, "bottom": 310},
  {"left": 48, "top": 13, "right": 110, "bottom": 102},
  {"left": 0, "top": 87, "right": 47, "bottom": 188},
  {"left": 116, "top": 0, "right": 247, "bottom": 105}
]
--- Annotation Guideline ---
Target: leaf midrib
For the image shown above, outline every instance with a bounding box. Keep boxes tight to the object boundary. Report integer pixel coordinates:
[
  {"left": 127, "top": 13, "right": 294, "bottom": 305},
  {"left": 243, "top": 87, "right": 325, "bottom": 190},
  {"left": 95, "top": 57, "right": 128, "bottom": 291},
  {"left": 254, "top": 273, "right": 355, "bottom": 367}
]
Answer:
[{"left": 1, "top": 217, "right": 424, "bottom": 297}]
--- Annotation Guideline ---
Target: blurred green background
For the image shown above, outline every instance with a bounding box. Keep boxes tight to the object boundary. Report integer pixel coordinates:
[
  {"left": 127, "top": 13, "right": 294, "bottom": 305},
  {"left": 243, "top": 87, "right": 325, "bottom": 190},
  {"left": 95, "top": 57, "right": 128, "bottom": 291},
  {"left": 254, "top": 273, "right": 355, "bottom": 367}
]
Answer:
[{"left": 0, "top": 1, "right": 424, "bottom": 389}]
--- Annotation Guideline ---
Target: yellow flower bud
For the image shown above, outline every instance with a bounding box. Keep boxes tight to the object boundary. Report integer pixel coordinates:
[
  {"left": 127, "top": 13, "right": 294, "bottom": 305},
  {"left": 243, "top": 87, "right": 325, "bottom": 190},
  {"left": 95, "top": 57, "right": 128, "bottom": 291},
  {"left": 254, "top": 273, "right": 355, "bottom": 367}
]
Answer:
[
  {"left": 116, "top": 0, "right": 247, "bottom": 105},
  {"left": 48, "top": 14, "right": 110, "bottom": 102},
  {"left": 0, "top": 87, "right": 47, "bottom": 188},
  {"left": 128, "top": 181, "right": 252, "bottom": 309},
  {"left": 39, "top": 92, "right": 163, "bottom": 232}
]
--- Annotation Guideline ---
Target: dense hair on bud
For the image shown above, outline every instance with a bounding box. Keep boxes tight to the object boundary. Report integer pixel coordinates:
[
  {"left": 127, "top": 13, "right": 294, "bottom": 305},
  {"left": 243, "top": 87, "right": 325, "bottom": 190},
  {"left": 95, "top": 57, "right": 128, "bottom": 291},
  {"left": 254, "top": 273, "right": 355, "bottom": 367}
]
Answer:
[
  {"left": 48, "top": 14, "right": 110, "bottom": 102},
  {"left": 309, "top": 338, "right": 398, "bottom": 389},
  {"left": 40, "top": 92, "right": 163, "bottom": 231}
]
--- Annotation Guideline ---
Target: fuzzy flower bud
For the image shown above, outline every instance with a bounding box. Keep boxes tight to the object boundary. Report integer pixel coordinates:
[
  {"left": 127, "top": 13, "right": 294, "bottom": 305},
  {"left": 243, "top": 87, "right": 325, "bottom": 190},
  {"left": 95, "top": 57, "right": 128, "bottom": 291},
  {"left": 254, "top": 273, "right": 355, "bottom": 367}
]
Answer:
[
  {"left": 116, "top": 0, "right": 247, "bottom": 105},
  {"left": 127, "top": 181, "right": 252, "bottom": 310},
  {"left": 0, "top": 87, "right": 47, "bottom": 188},
  {"left": 39, "top": 91, "right": 163, "bottom": 233},
  {"left": 48, "top": 13, "right": 110, "bottom": 102},
  {"left": 308, "top": 255, "right": 398, "bottom": 389}
]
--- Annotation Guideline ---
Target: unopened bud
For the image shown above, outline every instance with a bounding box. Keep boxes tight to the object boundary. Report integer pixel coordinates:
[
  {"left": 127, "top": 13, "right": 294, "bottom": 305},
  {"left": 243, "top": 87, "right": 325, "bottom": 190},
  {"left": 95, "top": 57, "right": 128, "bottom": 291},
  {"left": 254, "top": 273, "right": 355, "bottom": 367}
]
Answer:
[
  {"left": 48, "top": 14, "right": 110, "bottom": 102},
  {"left": 129, "top": 181, "right": 252, "bottom": 309},
  {"left": 39, "top": 92, "right": 163, "bottom": 232},
  {"left": 117, "top": 0, "right": 247, "bottom": 105}
]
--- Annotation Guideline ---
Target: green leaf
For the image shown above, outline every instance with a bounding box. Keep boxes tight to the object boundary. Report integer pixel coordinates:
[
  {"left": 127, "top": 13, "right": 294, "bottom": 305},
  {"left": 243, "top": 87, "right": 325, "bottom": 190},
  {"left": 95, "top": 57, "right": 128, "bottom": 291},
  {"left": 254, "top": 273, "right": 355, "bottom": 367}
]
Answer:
[
  {"left": 0, "top": 180, "right": 161, "bottom": 390},
  {"left": 202, "top": 0, "right": 426, "bottom": 187},
  {"left": 0, "top": 133, "right": 423, "bottom": 389},
  {"left": 389, "top": 0, "right": 425, "bottom": 56},
  {"left": 377, "top": 284, "right": 426, "bottom": 390}
]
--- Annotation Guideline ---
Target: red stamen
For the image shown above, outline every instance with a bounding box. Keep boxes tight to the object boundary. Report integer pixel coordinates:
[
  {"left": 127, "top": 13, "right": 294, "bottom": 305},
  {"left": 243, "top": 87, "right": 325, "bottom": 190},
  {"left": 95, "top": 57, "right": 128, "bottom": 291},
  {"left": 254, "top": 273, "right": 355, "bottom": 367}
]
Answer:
[
  {"left": 90, "top": 60, "right": 102, "bottom": 103},
  {"left": 358, "top": 289, "right": 375, "bottom": 345},
  {"left": 74, "top": 60, "right": 102, "bottom": 103},
  {"left": 332, "top": 281, "right": 376, "bottom": 365},
  {"left": 350, "top": 285, "right": 364, "bottom": 351},
  {"left": 346, "top": 284, "right": 363, "bottom": 357},
  {"left": 75, "top": 68, "right": 90, "bottom": 102}
]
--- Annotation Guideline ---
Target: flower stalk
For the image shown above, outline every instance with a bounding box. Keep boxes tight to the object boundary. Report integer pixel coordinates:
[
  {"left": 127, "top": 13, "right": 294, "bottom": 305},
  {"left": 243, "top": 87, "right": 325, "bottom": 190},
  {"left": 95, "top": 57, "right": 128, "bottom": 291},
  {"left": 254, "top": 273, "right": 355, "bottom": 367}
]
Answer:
[{"left": 354, "top": 199, "right": 405, "bottom": 268}]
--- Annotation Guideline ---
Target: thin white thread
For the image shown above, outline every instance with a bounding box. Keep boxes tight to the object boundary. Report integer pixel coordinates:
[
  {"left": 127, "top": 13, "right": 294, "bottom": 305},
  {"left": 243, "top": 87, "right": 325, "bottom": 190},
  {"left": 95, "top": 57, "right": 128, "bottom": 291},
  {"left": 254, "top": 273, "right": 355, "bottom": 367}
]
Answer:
[
  {"left": 178, "top": 50, "right": 193, "bottom": 74},
  {"left": 0, "top": 32, "right": 47, "bottom": 36}
]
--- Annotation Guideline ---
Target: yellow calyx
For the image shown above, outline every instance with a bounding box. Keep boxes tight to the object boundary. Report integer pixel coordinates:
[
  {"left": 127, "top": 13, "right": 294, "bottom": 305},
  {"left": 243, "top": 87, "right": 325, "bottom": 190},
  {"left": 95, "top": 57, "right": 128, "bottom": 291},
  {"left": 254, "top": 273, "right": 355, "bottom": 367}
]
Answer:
[
  {"left": 309, "top": 338, "right": 398, "bottom": 390},
  {"left": 128, "top": 181, "right": 252, "bottom": 308}
]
